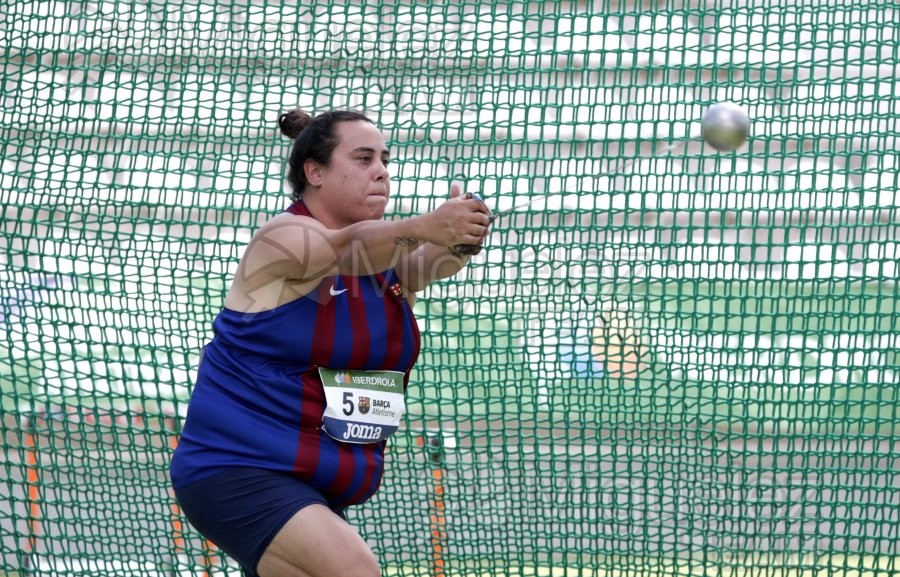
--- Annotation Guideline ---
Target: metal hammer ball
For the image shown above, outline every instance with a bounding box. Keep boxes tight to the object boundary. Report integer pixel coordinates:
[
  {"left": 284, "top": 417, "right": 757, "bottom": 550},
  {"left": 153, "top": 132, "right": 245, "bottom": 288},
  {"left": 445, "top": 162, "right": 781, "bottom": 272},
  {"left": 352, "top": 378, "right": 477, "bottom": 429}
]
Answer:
[{"left": 701, "top": 102, "right": 751, "bottom": 152}]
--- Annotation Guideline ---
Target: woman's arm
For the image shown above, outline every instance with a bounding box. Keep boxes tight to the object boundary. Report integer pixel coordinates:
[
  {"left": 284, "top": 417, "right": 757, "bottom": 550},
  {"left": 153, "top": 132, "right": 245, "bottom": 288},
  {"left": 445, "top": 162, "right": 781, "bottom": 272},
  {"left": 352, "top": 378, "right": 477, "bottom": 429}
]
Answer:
[
  {"left": 394, "top": 243, "right": 473, "bottom": 294},
  {"left": 227, "top": 194, "right": 489, "bottom": 309}
]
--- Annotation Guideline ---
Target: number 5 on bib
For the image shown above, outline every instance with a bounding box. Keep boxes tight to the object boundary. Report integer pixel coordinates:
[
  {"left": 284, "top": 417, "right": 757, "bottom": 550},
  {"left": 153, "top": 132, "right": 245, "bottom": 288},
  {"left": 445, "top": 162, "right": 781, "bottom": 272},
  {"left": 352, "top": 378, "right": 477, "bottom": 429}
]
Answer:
[{"left": 318, "top": 368, "right": 406, "bottom": 444}]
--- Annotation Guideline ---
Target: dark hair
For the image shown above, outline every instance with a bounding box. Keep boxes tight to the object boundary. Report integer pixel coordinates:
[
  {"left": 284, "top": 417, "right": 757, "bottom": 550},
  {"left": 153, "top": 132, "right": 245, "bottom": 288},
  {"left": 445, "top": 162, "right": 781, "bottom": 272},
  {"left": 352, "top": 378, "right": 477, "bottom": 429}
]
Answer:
[{"left": 278, "top": 108, "right": 375, "bottom": 202}]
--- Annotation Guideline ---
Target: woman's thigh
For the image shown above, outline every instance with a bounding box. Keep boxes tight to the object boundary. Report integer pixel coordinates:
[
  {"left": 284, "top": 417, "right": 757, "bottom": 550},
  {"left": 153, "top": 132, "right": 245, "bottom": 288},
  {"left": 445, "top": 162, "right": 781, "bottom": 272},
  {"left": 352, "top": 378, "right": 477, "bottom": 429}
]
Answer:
[
  {"left": 256, "top": 504, "right": 381, "bottom": 577},
  {"left": 174, "top": 468, "right": 345, "bottom": 577}
]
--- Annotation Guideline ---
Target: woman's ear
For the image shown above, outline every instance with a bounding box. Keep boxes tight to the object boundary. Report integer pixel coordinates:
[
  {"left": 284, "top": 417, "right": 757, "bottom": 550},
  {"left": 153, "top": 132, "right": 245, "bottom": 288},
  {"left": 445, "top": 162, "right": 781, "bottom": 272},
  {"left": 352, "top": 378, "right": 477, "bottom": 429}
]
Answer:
[{"left": 304, "top": 160, "right": 325, "bottom": 188}]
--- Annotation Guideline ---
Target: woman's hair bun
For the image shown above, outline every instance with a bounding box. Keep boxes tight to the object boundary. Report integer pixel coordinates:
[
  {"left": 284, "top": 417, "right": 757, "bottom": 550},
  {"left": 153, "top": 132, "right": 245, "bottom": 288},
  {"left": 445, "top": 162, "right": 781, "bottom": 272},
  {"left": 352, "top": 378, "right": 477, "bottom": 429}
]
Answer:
[{"left": 278, "top": 108, "right": 313, "bottom": 140}]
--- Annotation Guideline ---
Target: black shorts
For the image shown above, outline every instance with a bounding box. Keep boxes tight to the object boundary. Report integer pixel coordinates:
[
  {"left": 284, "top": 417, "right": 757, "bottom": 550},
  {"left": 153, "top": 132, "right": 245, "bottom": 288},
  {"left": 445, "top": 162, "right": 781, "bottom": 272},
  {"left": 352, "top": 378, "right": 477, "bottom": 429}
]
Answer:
[{"left": 173, "top": 467, "right": 346, "bottom": 576}]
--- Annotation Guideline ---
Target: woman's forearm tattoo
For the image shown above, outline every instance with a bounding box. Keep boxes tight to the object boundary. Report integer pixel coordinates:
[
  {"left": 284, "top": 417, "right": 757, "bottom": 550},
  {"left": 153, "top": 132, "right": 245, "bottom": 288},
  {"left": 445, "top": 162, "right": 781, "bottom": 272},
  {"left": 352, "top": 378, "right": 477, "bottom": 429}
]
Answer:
[{"left": 394, "top": 236, "right": 419, "bottom": 247}]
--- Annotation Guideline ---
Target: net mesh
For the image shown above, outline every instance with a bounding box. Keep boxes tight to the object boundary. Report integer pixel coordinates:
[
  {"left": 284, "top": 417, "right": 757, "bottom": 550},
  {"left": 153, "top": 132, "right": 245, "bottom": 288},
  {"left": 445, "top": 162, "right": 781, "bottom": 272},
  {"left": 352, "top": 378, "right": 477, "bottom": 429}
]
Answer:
[{"left": 1, "top": 0, "right": 898, "bottom": 576}]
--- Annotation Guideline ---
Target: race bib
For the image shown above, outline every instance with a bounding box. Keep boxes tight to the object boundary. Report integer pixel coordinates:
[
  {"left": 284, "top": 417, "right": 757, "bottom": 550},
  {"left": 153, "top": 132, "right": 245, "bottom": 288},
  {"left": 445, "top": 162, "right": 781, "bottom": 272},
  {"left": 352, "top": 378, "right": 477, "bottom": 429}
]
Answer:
[{"left": 318, "top": 368, "right": 406, "bottom": 444}]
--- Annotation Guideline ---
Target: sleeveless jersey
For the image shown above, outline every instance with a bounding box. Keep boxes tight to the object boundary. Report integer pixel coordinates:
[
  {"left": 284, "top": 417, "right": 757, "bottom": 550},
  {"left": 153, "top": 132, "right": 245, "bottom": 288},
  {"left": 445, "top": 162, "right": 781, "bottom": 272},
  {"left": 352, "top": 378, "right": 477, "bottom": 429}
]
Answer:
[{"left": 169, "top": 201, "right": 421, "bottom": 507}]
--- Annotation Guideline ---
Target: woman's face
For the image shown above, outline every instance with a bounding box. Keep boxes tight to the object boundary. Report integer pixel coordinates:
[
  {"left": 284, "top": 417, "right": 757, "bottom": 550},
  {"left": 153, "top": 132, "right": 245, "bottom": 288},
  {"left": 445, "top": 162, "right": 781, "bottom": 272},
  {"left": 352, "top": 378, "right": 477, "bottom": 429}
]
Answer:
[{"left": 316, "top": 120, "right": 391, "bottom": 226}]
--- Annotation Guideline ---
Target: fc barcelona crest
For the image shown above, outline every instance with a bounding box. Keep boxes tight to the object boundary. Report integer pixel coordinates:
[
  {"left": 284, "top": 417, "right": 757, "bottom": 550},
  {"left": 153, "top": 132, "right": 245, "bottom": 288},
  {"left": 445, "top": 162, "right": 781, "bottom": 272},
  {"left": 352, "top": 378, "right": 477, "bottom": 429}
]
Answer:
[{"left": 358, "top": 396, "right": 371, "bottom": 415}]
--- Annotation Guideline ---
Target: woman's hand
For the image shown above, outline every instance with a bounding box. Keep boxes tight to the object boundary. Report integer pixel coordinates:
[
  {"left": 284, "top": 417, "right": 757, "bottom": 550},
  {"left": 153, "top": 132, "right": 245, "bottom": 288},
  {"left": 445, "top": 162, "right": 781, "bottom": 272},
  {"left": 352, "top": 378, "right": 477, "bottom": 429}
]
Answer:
[{"left": 420, "top": 183, "right": 492, "bottom": 249}]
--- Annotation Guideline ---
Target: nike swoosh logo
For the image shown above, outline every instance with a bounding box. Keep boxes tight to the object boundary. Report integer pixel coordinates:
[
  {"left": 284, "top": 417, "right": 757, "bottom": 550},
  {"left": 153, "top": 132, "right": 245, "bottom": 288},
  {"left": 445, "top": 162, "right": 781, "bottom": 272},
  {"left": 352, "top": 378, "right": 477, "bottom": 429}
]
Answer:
[{"left": 329, "top": 285, "right": 348, "bottom": 296}]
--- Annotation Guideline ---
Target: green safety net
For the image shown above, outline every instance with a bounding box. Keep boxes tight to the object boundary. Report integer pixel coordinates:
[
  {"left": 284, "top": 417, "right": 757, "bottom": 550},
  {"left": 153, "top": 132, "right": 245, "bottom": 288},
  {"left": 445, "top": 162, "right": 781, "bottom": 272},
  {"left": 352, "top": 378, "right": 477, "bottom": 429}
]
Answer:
[{"left": 1, "top": 0, "right": 898, "bottom": 575}]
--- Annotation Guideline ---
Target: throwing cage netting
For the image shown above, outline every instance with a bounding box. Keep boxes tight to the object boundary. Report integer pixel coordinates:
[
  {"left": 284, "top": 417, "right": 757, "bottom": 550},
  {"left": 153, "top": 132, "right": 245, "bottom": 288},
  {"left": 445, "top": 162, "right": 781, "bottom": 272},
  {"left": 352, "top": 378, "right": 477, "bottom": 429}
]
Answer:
[{"left": 1, "top": 0, "right": 898, "bottom": 576}]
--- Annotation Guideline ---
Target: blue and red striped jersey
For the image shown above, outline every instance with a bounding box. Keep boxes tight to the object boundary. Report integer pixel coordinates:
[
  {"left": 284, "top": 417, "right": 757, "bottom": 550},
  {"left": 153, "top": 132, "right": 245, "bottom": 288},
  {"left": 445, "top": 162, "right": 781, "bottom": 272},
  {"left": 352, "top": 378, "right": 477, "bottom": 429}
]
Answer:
[{"left": 170, "top": 201, "right": 421, "bottom": 507}]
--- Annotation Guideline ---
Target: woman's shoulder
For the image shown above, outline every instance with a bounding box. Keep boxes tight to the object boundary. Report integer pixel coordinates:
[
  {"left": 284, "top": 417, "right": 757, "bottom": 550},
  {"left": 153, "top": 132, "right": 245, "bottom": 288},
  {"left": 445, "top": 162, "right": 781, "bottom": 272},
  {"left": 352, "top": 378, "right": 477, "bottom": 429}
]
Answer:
[{"left": 251, "top": 208, "right": 326, "bottom": 242}]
